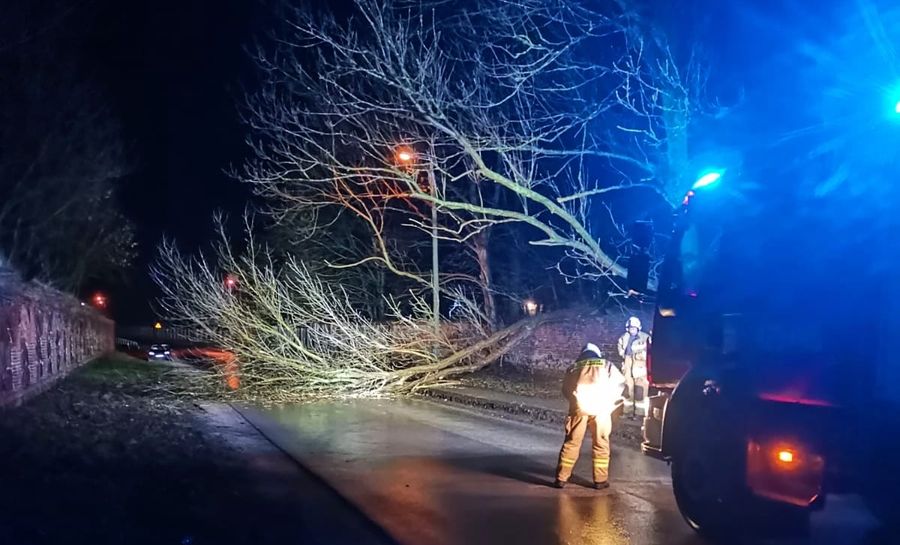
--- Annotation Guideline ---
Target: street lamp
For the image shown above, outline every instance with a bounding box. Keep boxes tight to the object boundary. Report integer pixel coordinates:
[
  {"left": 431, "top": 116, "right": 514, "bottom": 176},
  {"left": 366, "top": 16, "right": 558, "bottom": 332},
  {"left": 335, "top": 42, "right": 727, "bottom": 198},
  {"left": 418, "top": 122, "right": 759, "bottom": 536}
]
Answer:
[{"left": 224, "top": 274, "right": 238, "bottom": 291}]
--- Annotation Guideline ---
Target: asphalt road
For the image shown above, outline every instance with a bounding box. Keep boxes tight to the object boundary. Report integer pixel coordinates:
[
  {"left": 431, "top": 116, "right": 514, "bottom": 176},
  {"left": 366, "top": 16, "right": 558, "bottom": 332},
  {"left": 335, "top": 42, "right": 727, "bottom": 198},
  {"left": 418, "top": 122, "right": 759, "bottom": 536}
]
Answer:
[{"left": 238, "top": 398, "right": 886, "bottom": 545}]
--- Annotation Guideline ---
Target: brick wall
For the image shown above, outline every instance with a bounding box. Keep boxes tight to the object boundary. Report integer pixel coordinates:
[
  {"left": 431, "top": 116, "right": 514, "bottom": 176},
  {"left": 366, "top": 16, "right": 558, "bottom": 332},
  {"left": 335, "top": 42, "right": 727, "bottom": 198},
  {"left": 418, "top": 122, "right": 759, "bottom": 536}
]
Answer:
[
  {"left": 501, "top": 306, "right": 653, "bottom": 375},
  {"left": 0, "top": 277, "right": 113, "bottom": 407}
]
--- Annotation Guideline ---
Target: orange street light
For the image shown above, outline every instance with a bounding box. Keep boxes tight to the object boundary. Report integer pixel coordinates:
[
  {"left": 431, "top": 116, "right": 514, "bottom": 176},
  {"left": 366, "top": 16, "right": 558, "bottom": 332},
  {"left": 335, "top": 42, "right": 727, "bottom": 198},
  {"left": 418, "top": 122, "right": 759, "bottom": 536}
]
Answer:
[
  {"left": 396, "top": 148, "right": 414, "bottom": 163},
  {"left": 224, "top": 274, "right": 238, "bottom": 290},
  {"left": 154, "top": 322, "right": 163, "bottom": 330}
]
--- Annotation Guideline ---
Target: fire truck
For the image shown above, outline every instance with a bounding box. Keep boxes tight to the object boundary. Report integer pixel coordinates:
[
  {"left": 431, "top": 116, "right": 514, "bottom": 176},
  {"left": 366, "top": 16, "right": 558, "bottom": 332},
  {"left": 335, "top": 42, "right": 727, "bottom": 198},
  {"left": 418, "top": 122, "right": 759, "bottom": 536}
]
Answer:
[{"left": 631, "top": 173, "right": 899, "bottom": 537}]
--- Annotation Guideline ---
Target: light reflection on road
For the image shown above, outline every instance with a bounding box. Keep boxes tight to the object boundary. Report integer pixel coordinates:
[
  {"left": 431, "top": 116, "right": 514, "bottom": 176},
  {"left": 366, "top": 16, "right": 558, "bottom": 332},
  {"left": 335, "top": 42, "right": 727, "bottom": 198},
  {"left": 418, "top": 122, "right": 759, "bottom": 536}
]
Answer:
[{"left": 235, "top": 399, "right": 884, "bottom": 545}]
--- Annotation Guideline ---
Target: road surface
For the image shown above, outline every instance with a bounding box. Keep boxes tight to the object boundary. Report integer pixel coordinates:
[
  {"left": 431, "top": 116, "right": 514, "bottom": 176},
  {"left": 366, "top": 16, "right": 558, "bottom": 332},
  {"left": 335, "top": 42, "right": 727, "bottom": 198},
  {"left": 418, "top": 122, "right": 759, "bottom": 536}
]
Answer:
[{"left": 238, "top": 399, "right": 885, "bottom": 545}]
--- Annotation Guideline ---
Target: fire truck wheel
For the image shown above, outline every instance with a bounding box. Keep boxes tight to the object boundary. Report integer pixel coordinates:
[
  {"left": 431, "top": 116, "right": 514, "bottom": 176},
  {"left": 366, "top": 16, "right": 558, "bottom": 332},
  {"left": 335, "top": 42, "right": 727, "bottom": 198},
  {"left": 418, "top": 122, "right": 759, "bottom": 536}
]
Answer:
[{"left": 671, "top": 448, "right": 735, "bottom": 539}]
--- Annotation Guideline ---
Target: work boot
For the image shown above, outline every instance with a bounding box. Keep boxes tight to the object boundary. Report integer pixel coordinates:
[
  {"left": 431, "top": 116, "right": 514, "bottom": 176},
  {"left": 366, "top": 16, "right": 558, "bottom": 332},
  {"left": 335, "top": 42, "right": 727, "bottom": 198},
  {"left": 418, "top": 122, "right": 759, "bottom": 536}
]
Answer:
[
  {"left": 553, "top": 479, "right": 567, "bottom": 489},
  {"left": 594, "top": 481, "right": 610, "bottom": 490}
]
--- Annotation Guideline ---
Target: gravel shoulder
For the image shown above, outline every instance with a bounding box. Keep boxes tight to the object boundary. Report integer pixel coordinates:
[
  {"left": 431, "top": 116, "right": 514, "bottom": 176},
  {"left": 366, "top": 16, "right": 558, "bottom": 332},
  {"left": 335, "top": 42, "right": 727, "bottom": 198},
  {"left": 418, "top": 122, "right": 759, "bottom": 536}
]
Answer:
[
  {"left": 0, "top": 353, "right": 393, "bottom": 545},
  {"left": 457, "top": 366, "right": 561, "bottom": 399}
]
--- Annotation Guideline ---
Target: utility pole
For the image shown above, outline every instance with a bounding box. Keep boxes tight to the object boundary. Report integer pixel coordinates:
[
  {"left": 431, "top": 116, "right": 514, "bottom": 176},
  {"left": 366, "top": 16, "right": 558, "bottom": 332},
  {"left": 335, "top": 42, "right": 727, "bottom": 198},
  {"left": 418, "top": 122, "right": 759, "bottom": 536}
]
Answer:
[
  {"left": 429, "top": 167, "right": 440, "bottom": 336},
  {"left": 397, "top": 144, "right": 440, "bottom": 336}
]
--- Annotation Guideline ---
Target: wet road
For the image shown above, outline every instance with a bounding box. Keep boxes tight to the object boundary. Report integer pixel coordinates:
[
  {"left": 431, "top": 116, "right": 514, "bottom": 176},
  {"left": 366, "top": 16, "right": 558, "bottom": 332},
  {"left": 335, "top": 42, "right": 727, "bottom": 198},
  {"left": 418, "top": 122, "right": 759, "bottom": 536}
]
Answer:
[{"left": 238, "top": 399, "right": 883, "bottom": 545}]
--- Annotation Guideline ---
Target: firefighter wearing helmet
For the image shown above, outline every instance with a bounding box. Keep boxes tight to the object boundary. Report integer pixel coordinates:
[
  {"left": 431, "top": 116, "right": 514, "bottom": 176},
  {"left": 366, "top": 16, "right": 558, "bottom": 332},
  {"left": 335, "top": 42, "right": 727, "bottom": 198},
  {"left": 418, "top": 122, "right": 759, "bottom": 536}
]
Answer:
[
  {"left": 617, "top": 316, "right": 651, "bottom": 415},
  {"left": 554, "top": 343, "right": 625, "bottom": 490}
]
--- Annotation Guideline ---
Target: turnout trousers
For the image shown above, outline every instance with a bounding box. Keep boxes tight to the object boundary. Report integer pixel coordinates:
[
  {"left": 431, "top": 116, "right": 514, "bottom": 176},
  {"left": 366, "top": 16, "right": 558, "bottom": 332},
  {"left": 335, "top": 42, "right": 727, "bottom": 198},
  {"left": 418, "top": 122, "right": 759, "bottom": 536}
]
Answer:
[
  {"left": 623, "top": 356, "right": 648, "bottom": 402},
  {"left": 555, "top": 413, "right": 611, "bottom": 484}
]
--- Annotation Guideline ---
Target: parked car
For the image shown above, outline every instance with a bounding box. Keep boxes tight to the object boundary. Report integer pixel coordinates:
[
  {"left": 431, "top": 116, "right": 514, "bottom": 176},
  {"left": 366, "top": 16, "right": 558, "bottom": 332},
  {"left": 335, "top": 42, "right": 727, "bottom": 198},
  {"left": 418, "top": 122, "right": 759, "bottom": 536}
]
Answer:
[{"left": 147, "top": 344, "right": 172, "bottom": 361}]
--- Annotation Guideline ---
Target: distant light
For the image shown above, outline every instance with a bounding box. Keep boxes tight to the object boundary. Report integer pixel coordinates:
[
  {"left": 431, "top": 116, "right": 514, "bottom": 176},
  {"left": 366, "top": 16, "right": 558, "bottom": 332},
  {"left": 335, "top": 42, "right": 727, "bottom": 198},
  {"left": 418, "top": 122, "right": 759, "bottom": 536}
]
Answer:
[
  {"left": 777, "top": 449, "right": 795, "bottom": 464},
  {"left": 396, "top": 149, "right": 414, "bottom": 163},
  {"left": 154, "top": 322, "right": 163, "bottom": 330},
  {"left": 894, "top": 100, "right": 900, "bottom": 114},
  {"left": 92, "top": 292, "right": 107, "bottom": 308},
  {"left": 692, "top": 171, "right": 723, "bottom": 190},
  {"left": 523, "top": 299, "right": 540, "bottom": 316}
]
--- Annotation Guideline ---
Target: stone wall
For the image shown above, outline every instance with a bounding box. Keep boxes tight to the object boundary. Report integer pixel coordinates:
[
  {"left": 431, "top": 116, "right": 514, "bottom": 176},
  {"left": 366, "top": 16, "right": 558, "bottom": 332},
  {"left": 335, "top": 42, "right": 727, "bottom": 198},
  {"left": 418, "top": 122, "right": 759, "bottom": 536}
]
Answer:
[
  {"left": 0, "top": 278, "right": 113, "bottom": 406},
  {"left": 501, "top": 307, "right": 654, "bottom": 375}
]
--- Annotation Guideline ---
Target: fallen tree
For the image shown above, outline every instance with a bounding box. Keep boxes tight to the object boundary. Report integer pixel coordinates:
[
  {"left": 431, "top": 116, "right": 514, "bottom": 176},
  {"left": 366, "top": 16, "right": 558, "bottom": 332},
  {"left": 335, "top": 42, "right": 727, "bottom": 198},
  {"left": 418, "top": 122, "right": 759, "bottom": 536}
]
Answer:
[{"left": 152, "top": 232, "right": 548, "bottom": 400}]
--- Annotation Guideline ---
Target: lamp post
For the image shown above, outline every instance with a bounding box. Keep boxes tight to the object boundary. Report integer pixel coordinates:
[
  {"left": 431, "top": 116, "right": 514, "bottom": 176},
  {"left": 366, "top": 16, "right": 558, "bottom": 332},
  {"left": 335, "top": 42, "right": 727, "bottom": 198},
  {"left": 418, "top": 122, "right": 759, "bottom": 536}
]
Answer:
[{"left": 397, "top": 147, "right": 440, "bottom": 336}]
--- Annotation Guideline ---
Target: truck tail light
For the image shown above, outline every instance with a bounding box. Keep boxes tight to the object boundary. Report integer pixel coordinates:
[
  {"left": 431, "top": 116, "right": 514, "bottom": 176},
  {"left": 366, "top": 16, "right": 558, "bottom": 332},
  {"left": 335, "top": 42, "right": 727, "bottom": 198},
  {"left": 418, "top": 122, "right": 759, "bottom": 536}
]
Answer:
[
  {"left": 746, "top": 439, "right": 825, "bottom": 507},
  {"left": 776, "top": 449, "right": 795, "bottom": 464}
]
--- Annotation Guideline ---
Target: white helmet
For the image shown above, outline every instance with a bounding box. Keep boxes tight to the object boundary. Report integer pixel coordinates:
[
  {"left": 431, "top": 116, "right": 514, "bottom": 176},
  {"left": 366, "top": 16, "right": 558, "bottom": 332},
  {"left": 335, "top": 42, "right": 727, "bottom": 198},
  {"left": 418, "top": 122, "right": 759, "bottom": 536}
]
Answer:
[
  {"left": 626, "top": 316, "right": 642, "bottom": 330},
  {"left": 583, "top": 343, "right": 603, "bottom": 358}
]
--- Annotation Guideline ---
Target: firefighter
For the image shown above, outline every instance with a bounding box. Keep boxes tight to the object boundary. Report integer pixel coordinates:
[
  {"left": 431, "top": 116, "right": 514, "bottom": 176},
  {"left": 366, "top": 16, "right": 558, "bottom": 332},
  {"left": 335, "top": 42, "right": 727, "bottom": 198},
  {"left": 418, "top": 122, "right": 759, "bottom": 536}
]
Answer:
[
  {"left": 554, "top": 343, "right": 625, "bottom": 490},
  {"left": 617, "top": 316, "right": 651, "bottom": 416}
]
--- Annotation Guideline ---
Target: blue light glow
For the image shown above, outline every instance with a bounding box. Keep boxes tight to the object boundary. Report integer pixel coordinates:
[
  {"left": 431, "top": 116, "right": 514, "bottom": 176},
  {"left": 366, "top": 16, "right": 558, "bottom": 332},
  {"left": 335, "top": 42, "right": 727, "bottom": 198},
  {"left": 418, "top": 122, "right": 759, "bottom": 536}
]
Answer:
[
  {"left": 895, "top": 100, "right": 900, "bottom": 114},
  {"left": 692, "top": 171, "right": 723, "bottom": 190}
]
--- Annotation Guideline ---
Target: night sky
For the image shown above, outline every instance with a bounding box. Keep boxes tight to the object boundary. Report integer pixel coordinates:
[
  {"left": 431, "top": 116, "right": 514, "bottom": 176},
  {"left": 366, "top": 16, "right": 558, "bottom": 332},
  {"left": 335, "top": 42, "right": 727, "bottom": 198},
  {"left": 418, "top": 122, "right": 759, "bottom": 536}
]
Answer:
[{"left": 83, "top": 0, "right": 261, "bottom": 323}]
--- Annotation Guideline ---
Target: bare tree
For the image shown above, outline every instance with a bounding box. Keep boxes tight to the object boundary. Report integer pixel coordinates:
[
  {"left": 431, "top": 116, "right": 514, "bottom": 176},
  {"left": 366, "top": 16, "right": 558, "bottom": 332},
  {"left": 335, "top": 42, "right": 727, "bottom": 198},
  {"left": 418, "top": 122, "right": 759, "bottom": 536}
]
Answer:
[
  {"left": 152, "top": 221, "right": 546, "bottom": 399},
  {"left": 240, "top": 0, "right": 709, "bottom": 295},
  {"left": 263, "top": 208, "right": 396, "bottom": 320},
  {"left": 0, "top": 2, "right": 136, "bottom": 291}
]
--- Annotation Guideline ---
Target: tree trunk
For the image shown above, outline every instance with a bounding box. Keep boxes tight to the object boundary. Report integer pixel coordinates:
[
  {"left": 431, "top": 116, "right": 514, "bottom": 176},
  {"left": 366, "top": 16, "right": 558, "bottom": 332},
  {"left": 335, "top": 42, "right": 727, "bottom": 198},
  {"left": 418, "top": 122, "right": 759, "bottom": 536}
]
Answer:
[
  {"left": 472, "top": 230, "right": 497, "bottom": 331},
  {"left": 547, "top": 268, "right": 560, "bottom": 309}
]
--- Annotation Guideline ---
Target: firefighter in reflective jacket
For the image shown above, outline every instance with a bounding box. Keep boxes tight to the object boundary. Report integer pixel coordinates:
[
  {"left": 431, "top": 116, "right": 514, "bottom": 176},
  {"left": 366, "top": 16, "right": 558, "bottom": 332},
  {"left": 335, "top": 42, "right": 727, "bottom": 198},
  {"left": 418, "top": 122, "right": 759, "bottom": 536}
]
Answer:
[
  {"left": 617, "top": 316, "right": 651, "bottom": 413},
  {"left": 554, "top": 343, "right": 625, "bottom": 490}
]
